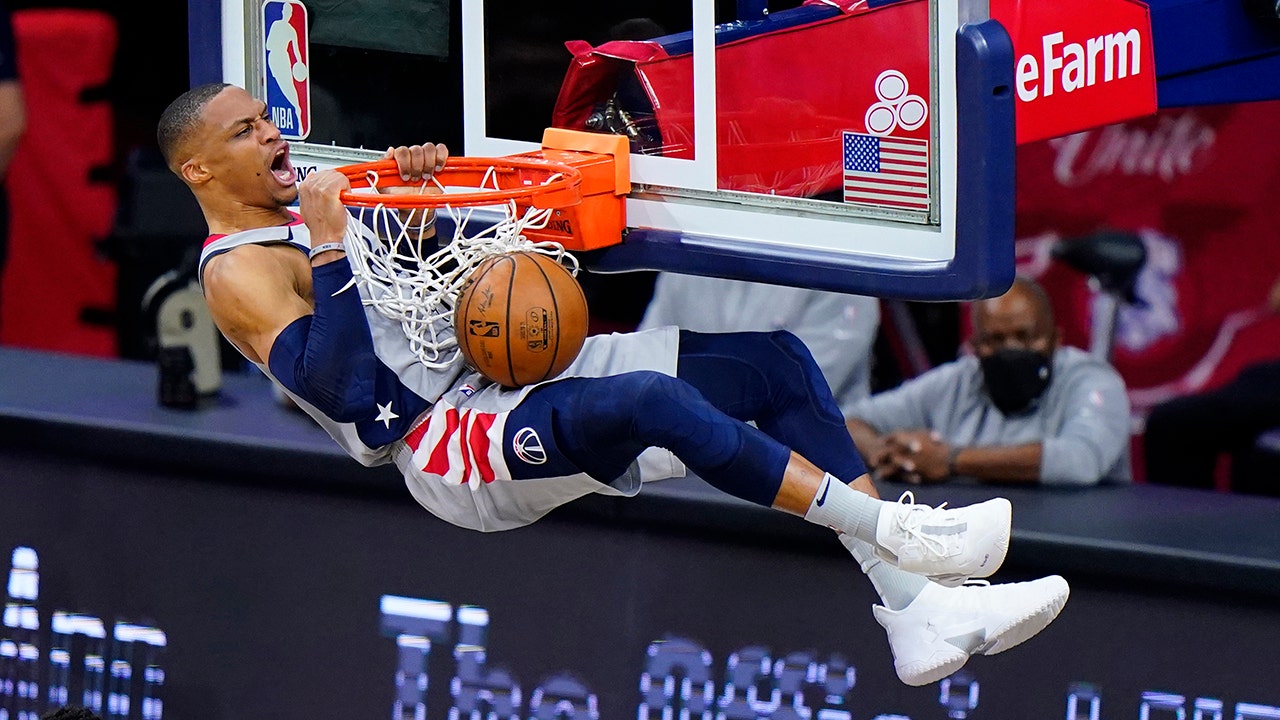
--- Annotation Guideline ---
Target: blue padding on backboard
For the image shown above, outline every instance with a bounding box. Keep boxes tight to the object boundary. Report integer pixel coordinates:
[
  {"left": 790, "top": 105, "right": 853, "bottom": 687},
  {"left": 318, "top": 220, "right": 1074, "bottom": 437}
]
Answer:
[
  {"left": 1156, "top": 53, "right": 1280, "bottom": 107},
  {"left": 188, "top": 0, "right": 222, "bottom": 87},
  {"left": 1147, "top": 0, "right": 1280, "bottom": 79},
  {"left": 587, "top": 19, "right": 1016, "bottom": 302},
  {"left": 949, "top": 19, "right": 1017, "bottom": 299},
  {"left": 1146, "top": 0, "right": 1280, "bottom": 106}
]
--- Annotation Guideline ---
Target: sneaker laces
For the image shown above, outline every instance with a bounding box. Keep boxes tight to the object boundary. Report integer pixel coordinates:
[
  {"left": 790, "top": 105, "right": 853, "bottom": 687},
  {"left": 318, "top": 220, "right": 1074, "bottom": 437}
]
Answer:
[{"left": 890, "top": 491, "right": 951, "bottom": 558}]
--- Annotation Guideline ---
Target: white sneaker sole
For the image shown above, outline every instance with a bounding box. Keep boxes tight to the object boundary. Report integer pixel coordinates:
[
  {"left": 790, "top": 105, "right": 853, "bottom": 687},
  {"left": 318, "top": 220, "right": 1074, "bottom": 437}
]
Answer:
[
  {"left": 890, "top": 575, "right": 1070, "bottom": 687},
  {"left": 897, "top": 649, "right": 970, "bottom": 687},
  {"left": 975, "top": 575, "right": 1070, "bottom": 656}
]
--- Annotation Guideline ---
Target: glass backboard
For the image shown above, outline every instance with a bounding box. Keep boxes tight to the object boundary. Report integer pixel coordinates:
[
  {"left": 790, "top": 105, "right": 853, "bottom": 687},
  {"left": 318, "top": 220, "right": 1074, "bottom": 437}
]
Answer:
[{"left": 190, "top": 0, "right": 1015, "bottom": 300}]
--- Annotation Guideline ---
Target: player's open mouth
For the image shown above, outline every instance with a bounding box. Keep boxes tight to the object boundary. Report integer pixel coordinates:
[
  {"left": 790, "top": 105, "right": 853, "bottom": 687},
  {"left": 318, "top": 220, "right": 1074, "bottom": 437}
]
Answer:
[{"left": 271, "top": 144, "right": 295, "bottom": 185}]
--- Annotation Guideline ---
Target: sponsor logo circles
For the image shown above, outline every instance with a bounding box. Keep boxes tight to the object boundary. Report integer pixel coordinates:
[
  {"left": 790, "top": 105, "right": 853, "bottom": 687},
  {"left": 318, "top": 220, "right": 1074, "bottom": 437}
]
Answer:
[{"left": 864, "top": 69, "right": 927, "bottom": 137}]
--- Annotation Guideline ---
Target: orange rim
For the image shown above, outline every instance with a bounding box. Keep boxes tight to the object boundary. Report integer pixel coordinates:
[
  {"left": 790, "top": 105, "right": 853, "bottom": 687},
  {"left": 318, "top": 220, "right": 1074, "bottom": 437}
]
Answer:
[{"left": 336, "top": 156, "right": 584, "bottom": 209}]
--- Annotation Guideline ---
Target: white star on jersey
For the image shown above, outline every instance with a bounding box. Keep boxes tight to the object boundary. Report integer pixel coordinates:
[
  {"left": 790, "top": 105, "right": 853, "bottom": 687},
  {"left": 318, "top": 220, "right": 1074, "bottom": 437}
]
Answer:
[{"left": 376, "top": 401, "right": 399, "bottom": 429}]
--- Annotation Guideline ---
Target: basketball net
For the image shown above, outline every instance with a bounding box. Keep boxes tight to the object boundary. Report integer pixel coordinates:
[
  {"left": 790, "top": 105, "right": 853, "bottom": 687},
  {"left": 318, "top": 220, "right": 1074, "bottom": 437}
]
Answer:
[{"left": 339, "top": 167, "right": 580, "bottom": 370}]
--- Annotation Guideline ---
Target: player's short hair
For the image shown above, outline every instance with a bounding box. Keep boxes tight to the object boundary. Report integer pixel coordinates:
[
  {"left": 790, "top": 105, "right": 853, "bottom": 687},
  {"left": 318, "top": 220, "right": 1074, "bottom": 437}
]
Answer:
[{"left": 156, "top": 81, "right": 230, "bottom": 171}]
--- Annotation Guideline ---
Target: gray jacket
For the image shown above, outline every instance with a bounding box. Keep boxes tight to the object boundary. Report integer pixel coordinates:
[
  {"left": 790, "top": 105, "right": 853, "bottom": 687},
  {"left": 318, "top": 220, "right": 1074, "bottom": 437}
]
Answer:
[{"left": 847, "top": 346, "right": 1132, "bottom": 486}]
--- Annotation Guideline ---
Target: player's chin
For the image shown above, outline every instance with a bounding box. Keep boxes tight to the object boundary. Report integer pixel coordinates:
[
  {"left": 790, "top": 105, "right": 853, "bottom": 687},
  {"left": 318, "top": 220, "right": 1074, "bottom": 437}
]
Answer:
[{"left": 274, "top": 184, "right": 301, "bottom": 207}]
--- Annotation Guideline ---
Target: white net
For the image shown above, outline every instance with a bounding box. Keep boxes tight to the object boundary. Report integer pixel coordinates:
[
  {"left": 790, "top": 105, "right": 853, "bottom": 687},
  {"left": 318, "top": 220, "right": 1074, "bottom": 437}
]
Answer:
[{"left": 339, "top": 168, "right": 580, "bottom": 369}]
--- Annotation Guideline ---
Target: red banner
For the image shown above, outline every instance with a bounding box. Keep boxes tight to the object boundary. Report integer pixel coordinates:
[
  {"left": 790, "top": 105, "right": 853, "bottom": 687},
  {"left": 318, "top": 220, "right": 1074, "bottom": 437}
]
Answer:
[
  {"left": 1014, "top": 100, "right": 1280, "bottom": 412},
  {"left": 991, "top": 0, "right": 1157, "bottom": 144},
  {"left": 1, "top": 10, "right": 118, "bottom": 356}
]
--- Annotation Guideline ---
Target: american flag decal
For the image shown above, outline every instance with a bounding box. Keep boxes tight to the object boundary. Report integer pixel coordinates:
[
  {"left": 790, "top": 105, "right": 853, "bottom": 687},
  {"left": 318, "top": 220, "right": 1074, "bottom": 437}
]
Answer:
[{"left": 842, "top": 131, "right": 930, "bottom": 212}]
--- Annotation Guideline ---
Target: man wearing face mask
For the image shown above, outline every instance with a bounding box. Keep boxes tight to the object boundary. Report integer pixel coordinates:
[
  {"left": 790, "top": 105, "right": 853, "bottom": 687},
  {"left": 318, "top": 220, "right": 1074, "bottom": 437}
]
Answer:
[{"left": 846, "top": 276, "right": 1131, "bottom": 486}]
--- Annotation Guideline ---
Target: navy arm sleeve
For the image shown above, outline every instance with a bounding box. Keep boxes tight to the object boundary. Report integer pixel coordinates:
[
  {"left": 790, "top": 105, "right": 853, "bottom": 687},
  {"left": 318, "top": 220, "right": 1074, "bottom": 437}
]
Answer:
[{"left": 267, "top": 259, "right": 379, "bottom": 422}]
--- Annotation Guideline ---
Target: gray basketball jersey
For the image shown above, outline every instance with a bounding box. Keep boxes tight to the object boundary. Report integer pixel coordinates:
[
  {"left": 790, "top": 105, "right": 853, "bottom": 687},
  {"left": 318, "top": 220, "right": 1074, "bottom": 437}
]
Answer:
[
  {"left": 199, "top": 215, "right": 466, "bottom": 466},
  {"left": 200, "top": 215, "right": 685, "bottom": 531}
]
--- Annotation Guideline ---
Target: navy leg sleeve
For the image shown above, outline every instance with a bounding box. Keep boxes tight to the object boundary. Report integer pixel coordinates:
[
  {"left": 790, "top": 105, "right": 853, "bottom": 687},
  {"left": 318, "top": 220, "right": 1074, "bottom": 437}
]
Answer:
[
  {"left": 518, "top": 371, "right": 791, "bottom": 507},
  {"left": 676, "top": 330, "right": 868, "bottom": 483}
]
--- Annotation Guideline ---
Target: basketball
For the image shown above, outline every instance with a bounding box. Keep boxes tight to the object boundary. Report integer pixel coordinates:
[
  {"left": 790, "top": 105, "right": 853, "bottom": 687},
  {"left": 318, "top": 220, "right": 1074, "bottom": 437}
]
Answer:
[
  {"left": 454, "top": 251, "right": 589, "bottom": 388},
  {"left": 292, "top": 62, "right": 307, "bottom": 82}
]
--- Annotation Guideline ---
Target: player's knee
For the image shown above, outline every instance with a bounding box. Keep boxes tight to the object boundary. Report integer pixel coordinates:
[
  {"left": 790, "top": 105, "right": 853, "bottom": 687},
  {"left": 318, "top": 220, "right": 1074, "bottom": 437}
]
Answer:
[
  {"left": 765, "top": 330, "right": 821, "bottom": 391},
  {"left": 767, "top": 329, "right": 809, "bottom": 358},
  {"left": 764, "top": 329, "right": 844, "bottom": 423},
  {"left": 772, "top": 329, "right": 826, "bottom": 375}
]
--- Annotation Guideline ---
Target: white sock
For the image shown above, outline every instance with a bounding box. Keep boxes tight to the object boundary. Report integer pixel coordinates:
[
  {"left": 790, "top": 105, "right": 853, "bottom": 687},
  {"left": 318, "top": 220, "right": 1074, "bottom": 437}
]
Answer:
[
  {"left": 840, "top": 534, "right": 928, "bottom": 611},
  {"left": 802, "top": 473, "right": 885, "bottom": 546}
]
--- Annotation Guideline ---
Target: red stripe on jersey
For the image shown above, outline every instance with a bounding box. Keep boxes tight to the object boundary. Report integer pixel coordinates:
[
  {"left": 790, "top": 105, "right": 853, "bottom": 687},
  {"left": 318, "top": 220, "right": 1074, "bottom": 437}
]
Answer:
[
  {"left": 403, "top": 415, "right": 431, "bottom": 452},
  {"left": 468, "top": 412, "right": 497, "bottom": 483},
  {"left": 424, "top": 407, "right": 460, "bottom": 477},
  {"left": 457, "top": 410, "right": 475, "bottom": 483}
]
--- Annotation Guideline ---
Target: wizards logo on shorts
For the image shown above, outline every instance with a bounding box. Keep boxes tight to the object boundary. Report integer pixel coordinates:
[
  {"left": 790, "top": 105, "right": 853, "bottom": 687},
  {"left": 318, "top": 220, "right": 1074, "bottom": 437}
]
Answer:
[
  {"left": 512, "top": 427, "right": 547, "bottom": 465},
  {"left": 504, "top": 414, "right": 578, "bottom": 479},
  {"left": 262, "top": 0, "right": 311, "bottom": 140}
]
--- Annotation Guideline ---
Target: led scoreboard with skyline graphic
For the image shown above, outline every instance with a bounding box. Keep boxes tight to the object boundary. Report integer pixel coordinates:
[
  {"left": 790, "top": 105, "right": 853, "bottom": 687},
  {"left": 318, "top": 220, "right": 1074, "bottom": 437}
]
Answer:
[{"left": 3, "top": 441, "right": 1279, "bottom": 720}]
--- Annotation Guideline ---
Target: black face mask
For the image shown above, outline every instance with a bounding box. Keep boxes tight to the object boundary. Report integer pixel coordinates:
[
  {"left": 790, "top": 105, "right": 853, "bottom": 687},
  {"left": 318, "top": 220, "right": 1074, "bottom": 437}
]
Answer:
[{"left": 979, "top": 348, "right": 1053, "bottom": 416}]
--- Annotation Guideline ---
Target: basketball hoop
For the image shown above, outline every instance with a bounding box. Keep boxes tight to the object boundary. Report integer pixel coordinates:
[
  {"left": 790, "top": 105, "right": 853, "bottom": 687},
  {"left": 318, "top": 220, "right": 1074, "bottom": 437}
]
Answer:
[
  {"left": 332, "top": 129, "right": 629, "bottom": 371},
  {"left": 336, "top": 155, "right": 585, "bottom": 210}
]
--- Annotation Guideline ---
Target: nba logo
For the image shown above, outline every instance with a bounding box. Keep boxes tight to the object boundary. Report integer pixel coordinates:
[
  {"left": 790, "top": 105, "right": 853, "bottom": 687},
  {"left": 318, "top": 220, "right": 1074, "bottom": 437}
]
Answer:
[{"left": 262, "top": 0, "right": 310, "bottom": 140}]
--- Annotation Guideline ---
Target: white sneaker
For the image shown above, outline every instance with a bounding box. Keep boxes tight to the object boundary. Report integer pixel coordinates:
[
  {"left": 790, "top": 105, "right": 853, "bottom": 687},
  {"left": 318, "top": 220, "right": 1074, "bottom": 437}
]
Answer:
[
  {"left": 872, "top": 574, "right": 1070, "bottom": 687},
  {"left": 874, "top": 491, "right": 1011, "bottom": 586}
]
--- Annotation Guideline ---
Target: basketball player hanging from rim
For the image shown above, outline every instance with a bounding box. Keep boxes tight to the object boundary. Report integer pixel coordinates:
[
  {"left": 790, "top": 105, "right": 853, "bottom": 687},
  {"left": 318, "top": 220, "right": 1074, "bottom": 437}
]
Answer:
[{"left": 159, "top": 82, "right": 1069, "bottom": 687}]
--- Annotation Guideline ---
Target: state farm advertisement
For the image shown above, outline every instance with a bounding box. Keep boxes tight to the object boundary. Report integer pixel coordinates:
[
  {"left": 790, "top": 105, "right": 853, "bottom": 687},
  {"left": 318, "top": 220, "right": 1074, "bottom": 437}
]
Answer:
[{"left": 991, "top": 0, "right": 1157, "bottom": 144}]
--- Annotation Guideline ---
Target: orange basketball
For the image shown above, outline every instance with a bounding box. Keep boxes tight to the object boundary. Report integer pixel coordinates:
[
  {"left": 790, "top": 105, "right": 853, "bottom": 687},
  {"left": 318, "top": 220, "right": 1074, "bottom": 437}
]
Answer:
[{"left": 454, "top": 251, "right": 590, "bottom": 388}]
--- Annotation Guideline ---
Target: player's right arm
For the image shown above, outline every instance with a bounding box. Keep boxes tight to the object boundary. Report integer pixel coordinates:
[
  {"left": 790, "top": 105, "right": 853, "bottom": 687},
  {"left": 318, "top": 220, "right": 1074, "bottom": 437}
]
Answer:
[
  {"left": 204, "top": 144, "right": 451, "bottom": 424},
  {"left": 204, "top": 240, "right": 381, "bottom": 423},
  {"left": 202, "top": 243, "right": 313, "bottom": 366}
]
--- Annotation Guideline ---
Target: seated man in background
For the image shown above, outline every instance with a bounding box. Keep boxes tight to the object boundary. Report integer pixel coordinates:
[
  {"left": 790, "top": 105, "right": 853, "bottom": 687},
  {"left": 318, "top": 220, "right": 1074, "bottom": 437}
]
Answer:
[
  {"left": 638, "top": 273, "right": 881, "bottom": 411},
  {"left": 1142, "top": 274, "right": 1280, "bottom": 494},
  {"left": 846, "top": 276, "right": 1131, "bottom": 486}
]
